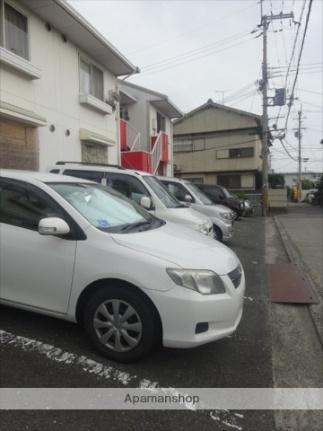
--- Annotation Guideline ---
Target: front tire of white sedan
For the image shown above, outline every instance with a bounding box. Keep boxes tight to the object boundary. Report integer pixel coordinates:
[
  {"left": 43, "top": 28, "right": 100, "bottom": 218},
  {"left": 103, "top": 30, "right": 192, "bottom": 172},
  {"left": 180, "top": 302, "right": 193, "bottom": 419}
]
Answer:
[
  {"left": 84, "top": 285, "right": 160, "bottom": 362},
  {"left": 213, "top": 225, "right": 223, "bottom": 242}
]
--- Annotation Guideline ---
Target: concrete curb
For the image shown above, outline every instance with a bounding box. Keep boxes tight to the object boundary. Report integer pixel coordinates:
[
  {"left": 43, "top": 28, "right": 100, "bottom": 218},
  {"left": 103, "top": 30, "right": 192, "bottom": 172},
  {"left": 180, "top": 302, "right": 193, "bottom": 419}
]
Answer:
[{"left": 273, "top": 216, "right": 323, "bottom": 348}]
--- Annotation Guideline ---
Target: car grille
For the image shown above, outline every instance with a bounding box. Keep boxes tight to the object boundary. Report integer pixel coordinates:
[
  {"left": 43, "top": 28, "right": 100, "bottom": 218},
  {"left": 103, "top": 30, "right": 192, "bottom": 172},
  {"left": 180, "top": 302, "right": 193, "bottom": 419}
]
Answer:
[{"left": 228, "top": 265, "right": 242, "bottom": 288}]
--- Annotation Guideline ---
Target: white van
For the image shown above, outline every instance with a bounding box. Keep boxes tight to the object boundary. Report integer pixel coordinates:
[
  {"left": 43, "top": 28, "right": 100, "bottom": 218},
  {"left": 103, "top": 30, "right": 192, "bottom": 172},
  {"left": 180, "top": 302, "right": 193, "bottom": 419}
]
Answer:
[{"left": 49, "top": 163, "right": 214, "bottom": 238}]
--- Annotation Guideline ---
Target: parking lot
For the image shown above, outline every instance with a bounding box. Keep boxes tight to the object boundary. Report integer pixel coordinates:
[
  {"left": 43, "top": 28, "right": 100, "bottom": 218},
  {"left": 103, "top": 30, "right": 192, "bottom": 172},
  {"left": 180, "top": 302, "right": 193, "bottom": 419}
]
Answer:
[{"left": 0, "top": 215, "right": 279, "bottom": 431}]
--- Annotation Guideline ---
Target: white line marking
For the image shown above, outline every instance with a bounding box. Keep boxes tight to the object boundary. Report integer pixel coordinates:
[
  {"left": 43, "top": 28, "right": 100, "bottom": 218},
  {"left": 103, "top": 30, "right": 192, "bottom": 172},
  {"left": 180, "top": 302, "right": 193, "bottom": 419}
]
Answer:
[
  {"left": 0, "top": 329, "right": 243, "bottom": 428},
  {"left": 222, "top": 420, "right": 243, "bottom": 430},
  {"left": 0, "top": 329, "right": 138, "bottom": 386},
  {"left": 244, "top": 296, "right": 254, "bottom": 302}
]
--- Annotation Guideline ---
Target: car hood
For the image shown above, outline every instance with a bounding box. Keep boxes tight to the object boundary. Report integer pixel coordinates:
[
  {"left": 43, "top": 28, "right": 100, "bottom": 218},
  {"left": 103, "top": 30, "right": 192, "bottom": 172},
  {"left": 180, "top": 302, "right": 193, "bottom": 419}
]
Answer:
[
  {"left": 154, "top": 207, "right": 210, "bottom": 226},
  {"left": 112, "top": 222, "right": 239, "bottom": 275}
]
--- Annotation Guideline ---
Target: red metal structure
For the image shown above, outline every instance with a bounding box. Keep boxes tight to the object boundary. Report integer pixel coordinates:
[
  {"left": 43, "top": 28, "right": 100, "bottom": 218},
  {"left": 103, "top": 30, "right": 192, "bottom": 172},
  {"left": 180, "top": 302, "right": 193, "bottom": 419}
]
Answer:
[{"left": 120, "top": 119, "right": 169, "bottom": 175}]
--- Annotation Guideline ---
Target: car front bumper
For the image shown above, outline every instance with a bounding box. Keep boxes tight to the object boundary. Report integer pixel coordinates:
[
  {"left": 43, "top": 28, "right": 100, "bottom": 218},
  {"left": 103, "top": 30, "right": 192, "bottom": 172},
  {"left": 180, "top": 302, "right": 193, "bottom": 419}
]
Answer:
[{"left": 147, "top": 271, "right": 245, "bottom": 348}]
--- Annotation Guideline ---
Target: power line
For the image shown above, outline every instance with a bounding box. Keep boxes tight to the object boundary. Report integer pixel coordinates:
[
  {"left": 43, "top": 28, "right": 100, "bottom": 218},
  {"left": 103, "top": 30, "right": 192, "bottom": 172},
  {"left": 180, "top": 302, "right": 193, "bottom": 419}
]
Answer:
[
  {"left": 127, "top": 2, "right": 257, "bottom": 56},
  {"left": 141, "top": 31, "right": 250, "bottom": 72},
  {"left": 274, "top": 0, "right": 307, "bottom": 125},
  {"left": 282, "top": 0, "right": 314, "bottom": 133},
  {"left": 298, "top": 88, "right": 323, "bottom": 96},
  {"left": 137, "top": 36, "right": 254, "bottom": 77}
]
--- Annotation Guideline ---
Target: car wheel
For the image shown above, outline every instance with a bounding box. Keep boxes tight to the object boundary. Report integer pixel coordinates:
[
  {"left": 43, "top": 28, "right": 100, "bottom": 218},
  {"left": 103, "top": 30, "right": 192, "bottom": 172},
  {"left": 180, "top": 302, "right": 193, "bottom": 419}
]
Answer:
[
  {"left": 83, "top": 285, "right": 160, "bottom": 362},
  {"left": 213, "top": 225, "right": 223, "bottom": 242}
]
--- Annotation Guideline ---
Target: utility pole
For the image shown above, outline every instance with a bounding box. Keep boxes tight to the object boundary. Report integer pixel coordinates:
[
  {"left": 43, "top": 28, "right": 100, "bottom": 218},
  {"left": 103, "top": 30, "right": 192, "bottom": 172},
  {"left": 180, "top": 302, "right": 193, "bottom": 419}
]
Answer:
[
  {"left": 295, "top": 108, "right": 305, "bottom": 202},
  {"left": 259, "top": 2, "right": 294, "bottom": 215},
  {"left": 261, "top": 11, "right": 269, "bottom": 215}
]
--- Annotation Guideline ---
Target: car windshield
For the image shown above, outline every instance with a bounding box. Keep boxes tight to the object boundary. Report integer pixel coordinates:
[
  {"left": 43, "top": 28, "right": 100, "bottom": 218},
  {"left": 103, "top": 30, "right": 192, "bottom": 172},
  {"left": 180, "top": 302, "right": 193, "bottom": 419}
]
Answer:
[
  {"left": 49, "top": 182, "right": 162, "bottom": 233},
  {"left": 142, "top": 176, "right": 184, "bottom": 209},
  {"left": 185, "top": 183, "right": 213, "bottom": 205},
  {"left": 222, "top": 187, "right": 235, "bottom": 199}
]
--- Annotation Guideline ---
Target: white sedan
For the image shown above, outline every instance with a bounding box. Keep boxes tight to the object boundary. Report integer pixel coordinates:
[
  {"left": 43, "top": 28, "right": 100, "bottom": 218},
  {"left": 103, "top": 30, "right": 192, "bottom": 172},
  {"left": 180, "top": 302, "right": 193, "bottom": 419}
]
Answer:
[{"left": 0, "top": 170, "right": 245, "bottom": 362}]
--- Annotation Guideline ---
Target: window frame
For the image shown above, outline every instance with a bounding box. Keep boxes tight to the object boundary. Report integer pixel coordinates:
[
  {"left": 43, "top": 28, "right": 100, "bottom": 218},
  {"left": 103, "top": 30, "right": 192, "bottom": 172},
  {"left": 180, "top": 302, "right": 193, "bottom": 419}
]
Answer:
[
  {"left": 229, "top": 147, "right": 254, "bottom": 159},
  {"left": 1, "top": 0, "right": 30, "bottom": 61},
  {"left": 79, "top": 55, "right": 105, "bottom": 101}
]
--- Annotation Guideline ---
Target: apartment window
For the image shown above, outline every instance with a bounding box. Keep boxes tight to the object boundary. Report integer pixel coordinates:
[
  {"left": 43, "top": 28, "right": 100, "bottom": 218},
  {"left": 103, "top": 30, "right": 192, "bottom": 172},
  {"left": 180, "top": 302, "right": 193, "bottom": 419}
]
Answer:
[
  {"left": 3, "top": 2, "right": 29, "bottom": 59},
  {"left": 229, "top": 147, "right": 254, "bottom": 159},
  {"left": 173, "top": 141, "right": 193, "bottom": 153},
  {"left": 80, "top": 58, "right": 104, "bottom": 100},
  {"left": 157, "top": 112, "right": 166, "bottom": 133},
  {"left": 217, "top": 175, "right": 241, "bottom": 189}
]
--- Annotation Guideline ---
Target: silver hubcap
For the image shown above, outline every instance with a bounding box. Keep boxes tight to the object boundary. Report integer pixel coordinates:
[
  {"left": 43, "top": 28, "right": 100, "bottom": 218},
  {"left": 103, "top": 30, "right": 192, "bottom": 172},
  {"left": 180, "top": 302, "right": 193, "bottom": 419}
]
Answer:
[{"left": 93, "top": 299, "right": 142, "bottom": 352}]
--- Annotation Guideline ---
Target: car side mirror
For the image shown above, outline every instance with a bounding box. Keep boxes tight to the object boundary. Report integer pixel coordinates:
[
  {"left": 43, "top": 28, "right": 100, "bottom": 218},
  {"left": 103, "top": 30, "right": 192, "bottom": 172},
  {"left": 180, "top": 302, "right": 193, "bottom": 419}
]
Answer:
[
  {"left": 38, "top": 217, "right": 70, "bottom": 236},
  {"left": 140, "top": 196, "right": 152, "bottom": 210},
  {"left": 184, "top": 194, "right": 193, "bottom": 203}
]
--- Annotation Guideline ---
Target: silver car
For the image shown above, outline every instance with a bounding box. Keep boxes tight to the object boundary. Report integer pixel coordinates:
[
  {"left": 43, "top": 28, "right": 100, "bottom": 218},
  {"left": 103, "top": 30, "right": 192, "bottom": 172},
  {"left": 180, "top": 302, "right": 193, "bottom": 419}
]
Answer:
[{"left": 159, "top": 177, "right": 235, "bottom": 242}]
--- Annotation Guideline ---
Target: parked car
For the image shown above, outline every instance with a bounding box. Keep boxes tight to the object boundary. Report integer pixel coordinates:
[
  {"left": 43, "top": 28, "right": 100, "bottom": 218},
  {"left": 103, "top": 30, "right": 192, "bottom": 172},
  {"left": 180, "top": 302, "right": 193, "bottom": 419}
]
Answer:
[
  {"left": 0, "top": 170, "right": 245, "bottom": 362},
  {"left": 195, "top": 184, "right": 244, "bottom": 218},
  {"left": 50, "top": 163, "right": 213, "bottom": 238},
  {"left": 242, "top": 198, "right": 253, "bottom": 216},
  {"left": 303, "top": 189, "right": 317, "bottom": 204},
  {"left": 158, "top": 177, "right": 235, "bottom": 242}
]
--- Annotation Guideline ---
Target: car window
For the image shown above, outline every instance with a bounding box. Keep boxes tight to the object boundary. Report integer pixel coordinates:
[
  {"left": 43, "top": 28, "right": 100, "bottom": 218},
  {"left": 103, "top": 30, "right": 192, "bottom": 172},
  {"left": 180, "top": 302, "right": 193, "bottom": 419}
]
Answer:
[
  {"left": 142, "top": 176, "right": 183, "bottom": 209},
  {"left": 184, "top": 183, "right": 213, "bottom": 205},
  {"left": 63, "top": 169, "right": 105, "bottom": 184},
  {"left": 0, "top": 179, "right": 65, "bottom": 231},
  {"left": 164, "top": 181, "right": 193, "bottom": 202},
  {"left": 106, "top": 173, "right": 150, "bottom": 205}
]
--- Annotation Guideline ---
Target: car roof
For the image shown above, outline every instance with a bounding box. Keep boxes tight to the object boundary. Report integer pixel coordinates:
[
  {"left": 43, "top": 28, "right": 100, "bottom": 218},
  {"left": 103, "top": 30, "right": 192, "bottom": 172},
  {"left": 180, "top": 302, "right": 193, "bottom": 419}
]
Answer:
[
  {"left": 157, "top": 175, "right": 187, "bottom": 183},
  {"left": 0, "top": 169, "right": 93, "bottom": 184},
  {"left": 55, "top": 164, "right": 151, "bottom": 177}
]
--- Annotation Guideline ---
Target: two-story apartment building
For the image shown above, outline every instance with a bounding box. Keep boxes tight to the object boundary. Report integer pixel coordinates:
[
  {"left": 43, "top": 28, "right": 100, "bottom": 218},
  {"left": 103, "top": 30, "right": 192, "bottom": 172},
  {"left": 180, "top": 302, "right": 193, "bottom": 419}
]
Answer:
[
  {"left": 0, "top": 0, "right": 137, "bottom": 171},
  {"left": 119, "top": 81, "right": 182, "bottom": 176},
  {"left": 173, "top": 99, "right": 263, "bottom": 191}
]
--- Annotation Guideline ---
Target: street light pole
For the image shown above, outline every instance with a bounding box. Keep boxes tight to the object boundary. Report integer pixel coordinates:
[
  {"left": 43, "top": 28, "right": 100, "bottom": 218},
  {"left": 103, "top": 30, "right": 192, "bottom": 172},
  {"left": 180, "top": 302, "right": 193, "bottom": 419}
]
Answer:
[
  {"left": 261, "top": 14, "right": 269, "bottom": 216},
  {"left": 297, "top": 109, "right": 303, "bottom": 201}
]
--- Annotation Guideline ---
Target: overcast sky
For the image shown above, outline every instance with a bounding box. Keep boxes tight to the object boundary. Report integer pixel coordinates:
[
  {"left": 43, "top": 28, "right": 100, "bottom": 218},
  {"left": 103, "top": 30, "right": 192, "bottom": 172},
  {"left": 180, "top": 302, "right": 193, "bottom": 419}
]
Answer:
[{"left": 70, "top": 0, "right": 323, "bottom": 174}]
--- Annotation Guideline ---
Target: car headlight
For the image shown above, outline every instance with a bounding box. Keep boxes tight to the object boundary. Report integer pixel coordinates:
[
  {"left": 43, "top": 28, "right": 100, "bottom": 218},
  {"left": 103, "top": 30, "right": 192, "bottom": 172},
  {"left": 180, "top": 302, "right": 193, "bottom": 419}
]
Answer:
[
  {"left": 220, "top": 211, "right": 233, "bottom": 221},
  {"left": 197, "top": 222, "right": 210, "bottom": 235},
  {"left": 166, "top": 268, "right": 226, "bottom": 295}
]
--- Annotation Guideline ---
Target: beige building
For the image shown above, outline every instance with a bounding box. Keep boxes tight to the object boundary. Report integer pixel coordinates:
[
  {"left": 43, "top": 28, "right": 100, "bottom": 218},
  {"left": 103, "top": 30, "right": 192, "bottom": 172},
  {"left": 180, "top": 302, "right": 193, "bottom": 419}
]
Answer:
[{"left": 173, "top": 99, "right": 263, "bottom": 191}]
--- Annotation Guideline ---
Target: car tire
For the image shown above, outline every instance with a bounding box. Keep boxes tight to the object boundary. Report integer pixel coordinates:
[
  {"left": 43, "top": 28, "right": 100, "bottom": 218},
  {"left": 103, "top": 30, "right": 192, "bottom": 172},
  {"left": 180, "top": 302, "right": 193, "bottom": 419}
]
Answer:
[
  {"left": 83, "top": 284, "right": 160, "bottom": 363},
  {"left": 213, "top": 225, "right": 223, "bottom": 242},
  {"left": 233, "top": 210, "right": 240, "bottom": 220}
]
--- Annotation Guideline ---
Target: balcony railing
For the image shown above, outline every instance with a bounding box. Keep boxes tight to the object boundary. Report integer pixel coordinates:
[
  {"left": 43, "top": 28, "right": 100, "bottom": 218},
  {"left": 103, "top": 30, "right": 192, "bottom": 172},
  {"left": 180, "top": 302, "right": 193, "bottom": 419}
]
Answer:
[
  {"left": 120, "top": 119, "right": 141, "bottom": 151},
  {"left": 120, "top": 120, "right": 169, "bottom": 174}
]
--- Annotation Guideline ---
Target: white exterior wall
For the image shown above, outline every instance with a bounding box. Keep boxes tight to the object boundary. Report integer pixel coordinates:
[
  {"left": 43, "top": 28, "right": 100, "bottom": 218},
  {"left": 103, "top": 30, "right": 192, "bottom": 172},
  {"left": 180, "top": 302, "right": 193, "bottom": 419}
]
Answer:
[{"left": 0, "top": 0, "right": 119, "bottom": 171}]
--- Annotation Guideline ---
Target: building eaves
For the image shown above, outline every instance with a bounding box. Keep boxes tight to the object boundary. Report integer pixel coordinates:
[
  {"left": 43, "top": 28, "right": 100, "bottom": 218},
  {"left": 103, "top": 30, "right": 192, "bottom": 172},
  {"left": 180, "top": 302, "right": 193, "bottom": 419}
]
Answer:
[{"left": 20, "top": 0, "right": 139, "bottom": 76}]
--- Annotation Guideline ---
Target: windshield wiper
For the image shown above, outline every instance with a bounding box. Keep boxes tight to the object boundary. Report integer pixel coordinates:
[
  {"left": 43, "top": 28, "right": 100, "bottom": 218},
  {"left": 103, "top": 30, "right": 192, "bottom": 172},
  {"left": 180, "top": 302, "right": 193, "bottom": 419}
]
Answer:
[{"left": 119, "top": 220, "right": 153, "bottom": 233}]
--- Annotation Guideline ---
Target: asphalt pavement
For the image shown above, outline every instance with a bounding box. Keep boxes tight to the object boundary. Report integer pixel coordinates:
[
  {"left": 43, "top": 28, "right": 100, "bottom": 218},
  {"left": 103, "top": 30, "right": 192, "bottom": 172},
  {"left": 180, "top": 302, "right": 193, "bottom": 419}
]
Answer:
[{"left": 0, "top": 216, "right": 275, "bottom": 431}]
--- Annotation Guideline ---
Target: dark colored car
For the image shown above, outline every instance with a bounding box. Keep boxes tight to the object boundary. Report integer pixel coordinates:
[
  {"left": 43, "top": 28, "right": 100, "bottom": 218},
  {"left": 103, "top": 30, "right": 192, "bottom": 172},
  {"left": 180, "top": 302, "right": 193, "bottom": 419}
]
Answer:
[{"left": 195, "top": 184, "right": 244, "bottom": 218}]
